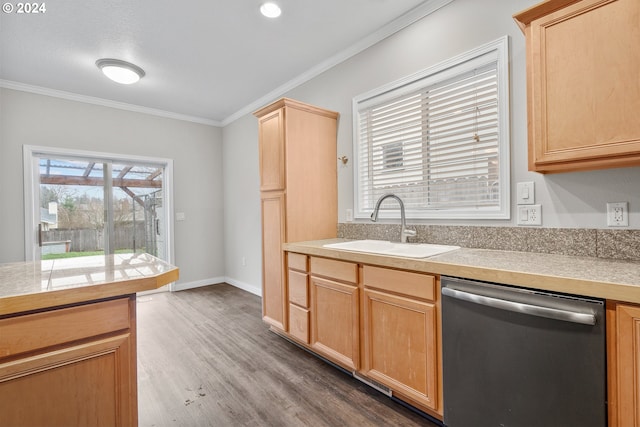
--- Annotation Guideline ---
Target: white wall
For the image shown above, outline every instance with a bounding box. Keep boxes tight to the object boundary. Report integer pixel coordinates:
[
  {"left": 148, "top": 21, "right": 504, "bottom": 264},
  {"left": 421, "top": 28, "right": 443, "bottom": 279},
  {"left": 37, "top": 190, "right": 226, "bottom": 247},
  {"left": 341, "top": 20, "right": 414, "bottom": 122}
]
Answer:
[
  {"left": 3, "top": 0, "right": 639, "bottom": 295},
  {"left": 222, "top": 114, "right": 262, "bottom": 295},
  {"left": 0, "top": 88, "right": 225, "bottom": 287},
  {"left": 222, "top": 0, "right": 640, "bottom": 291}
]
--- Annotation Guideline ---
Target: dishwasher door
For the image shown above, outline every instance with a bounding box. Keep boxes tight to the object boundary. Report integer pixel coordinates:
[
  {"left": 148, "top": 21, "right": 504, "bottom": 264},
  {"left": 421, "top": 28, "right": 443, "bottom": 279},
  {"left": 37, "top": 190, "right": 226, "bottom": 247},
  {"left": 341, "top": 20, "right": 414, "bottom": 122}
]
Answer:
[{"left": 441, "top": 276, "right": 606, "bottom": 427}]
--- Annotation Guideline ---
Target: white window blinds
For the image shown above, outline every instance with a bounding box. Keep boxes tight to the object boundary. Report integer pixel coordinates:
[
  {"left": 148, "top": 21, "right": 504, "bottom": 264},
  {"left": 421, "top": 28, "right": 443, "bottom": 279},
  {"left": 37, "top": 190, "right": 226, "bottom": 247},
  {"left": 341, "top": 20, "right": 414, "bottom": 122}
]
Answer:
[{"left": 353, "top": 37, "right": 510, "bottom": 219}]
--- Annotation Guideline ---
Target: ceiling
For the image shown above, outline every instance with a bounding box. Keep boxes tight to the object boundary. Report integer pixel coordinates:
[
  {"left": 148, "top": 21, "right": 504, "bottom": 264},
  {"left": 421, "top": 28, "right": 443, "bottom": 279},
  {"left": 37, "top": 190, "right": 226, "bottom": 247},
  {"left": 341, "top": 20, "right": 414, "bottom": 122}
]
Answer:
[{"left": 0, "top": 0, "right": 450, "bottom": 126}]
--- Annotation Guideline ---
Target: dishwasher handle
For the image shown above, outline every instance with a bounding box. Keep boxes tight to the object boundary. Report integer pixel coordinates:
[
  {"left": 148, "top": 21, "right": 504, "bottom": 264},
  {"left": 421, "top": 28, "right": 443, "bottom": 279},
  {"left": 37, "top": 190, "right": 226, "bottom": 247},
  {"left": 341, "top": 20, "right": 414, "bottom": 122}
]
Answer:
[{"left": 442, "top": 286, "right": 596, "bottom": 326}]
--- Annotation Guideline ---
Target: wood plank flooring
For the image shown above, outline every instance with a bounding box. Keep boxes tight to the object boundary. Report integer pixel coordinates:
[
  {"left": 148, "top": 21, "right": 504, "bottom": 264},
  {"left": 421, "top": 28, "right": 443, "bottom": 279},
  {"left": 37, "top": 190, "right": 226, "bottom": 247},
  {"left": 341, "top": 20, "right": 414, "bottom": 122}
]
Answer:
[{"left": 137, "top": 284, "right": 439, "bottom": 427}]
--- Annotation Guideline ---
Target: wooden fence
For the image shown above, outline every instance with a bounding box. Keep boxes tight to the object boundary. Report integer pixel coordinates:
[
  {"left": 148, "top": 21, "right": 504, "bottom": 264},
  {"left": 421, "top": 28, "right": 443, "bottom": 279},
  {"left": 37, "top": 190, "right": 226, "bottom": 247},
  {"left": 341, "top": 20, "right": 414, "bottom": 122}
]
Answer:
[{"left": 43, "top": 223, "right": 146, "bottom": 252}]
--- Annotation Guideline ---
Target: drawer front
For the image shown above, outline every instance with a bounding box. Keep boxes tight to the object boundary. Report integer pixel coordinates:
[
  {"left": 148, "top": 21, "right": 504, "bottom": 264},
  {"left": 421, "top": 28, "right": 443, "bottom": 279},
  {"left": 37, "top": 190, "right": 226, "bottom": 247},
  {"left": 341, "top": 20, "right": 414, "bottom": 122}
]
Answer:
[
  {"left": 363, "top": 265, "right": 436, "bottom": 301},
  {"left": 0, "top": 298, "right": 131, "bottom": 358},
  {"left": 288, "top": 270, "right": 309, "bottom": 307},
  {"left": 289, "top": 304, "right": 310, "bottom": 344},
  {"left": 288, "top": 252, "right": 308, "bottom": 272},
  {"left": 310, "top": 257, "right": 357, "bottom": 284}
]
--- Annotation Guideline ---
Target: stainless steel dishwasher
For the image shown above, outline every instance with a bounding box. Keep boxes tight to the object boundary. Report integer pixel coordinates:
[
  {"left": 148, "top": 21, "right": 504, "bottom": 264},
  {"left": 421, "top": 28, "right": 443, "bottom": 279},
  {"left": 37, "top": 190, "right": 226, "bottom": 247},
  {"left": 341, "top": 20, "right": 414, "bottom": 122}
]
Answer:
[{"left": 441, "top": 276, "right": 606, "bottom": 427}]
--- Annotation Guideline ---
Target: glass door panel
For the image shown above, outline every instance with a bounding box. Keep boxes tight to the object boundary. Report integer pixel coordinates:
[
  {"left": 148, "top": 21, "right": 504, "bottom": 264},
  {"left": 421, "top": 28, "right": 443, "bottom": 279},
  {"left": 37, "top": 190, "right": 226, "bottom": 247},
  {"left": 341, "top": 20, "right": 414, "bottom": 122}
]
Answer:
[
  {"left": 37, "top": 157, "right": 166, "bottom": 261},
  {"left": 111, "top": 163, "right": 164, "bottom": 258},
  {"left": 39, "top": 158, "right": 105, "bottom": 260}
]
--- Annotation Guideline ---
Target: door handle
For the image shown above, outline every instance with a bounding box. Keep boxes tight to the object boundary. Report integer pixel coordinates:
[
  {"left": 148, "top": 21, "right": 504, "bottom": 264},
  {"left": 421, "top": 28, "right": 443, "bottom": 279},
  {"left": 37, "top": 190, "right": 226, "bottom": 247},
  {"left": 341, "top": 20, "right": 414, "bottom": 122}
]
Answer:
[{"left": 442, "top": 286, "right": 596, "bottom": 325}]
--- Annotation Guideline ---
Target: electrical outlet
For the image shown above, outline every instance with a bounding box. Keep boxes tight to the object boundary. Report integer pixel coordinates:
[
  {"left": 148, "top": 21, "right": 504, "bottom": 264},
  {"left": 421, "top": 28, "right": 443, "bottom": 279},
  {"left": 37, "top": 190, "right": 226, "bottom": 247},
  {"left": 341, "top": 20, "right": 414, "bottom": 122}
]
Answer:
[
  {"left": 346, "top": 209, "right": 354, "bottom": 222},
  {"left": 517, "top": 182, "right": 535, "bottom": 205},
  {"left": 517, "top": 204, "right": 542, "bottom": 226},
  {"left": 607, "top": 202, "right": 629, "bottom": 227}
]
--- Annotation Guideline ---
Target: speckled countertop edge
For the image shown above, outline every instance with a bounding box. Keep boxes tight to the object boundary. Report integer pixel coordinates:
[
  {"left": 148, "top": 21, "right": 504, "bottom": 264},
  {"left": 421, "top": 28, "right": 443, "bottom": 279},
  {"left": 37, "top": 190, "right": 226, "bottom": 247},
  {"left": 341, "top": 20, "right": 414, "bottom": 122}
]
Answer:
[
  {"left": 284, "top": 239, "right": 640, "bottom": 304},
  {"left": 0, "top": 254, "right": 179, "bottom": 316}
]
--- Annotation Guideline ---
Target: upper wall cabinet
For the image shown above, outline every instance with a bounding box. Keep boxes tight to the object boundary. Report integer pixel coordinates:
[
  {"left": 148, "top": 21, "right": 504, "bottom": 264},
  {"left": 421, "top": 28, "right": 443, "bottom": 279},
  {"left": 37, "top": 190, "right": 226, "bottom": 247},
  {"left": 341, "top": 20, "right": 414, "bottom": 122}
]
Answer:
[{"left": 514, "top": 0, "right": 640, "bottom": 173}]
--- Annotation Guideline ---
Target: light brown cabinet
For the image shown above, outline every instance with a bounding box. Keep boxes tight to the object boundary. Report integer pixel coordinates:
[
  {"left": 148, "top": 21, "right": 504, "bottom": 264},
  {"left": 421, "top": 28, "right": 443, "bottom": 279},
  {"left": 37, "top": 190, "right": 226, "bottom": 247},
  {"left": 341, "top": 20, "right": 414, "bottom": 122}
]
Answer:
[
  {"left": 514, "top": 0, "right": 640, "bottom": 173},
  {"left": 282, "top": 251, "right": 444, "bottom": 420},
  {"left": 0, "top": 297, "right": 137, "bottom": 427},
  {"left": 254, "top": 98, "right": 339, "bottom": 330},
  {"left": 607, "top": 301, "right": 640, "bottom": 427},
  {"left": 287, "top": 252, "right": 310, "bottom": 344},
  {"left": 309, "top": 257, "right": 360, "bottom": 371},
  {"left": 362, "top": 266, "right": 441, "bottom": 414}
]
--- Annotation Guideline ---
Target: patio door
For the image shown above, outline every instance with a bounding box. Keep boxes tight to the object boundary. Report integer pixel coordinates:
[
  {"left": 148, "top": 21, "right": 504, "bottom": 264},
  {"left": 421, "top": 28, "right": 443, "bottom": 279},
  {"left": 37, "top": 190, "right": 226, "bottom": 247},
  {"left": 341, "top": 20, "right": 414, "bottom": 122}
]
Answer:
[{"left": 24, "top": 146, "right": 174, "bottom": 272}]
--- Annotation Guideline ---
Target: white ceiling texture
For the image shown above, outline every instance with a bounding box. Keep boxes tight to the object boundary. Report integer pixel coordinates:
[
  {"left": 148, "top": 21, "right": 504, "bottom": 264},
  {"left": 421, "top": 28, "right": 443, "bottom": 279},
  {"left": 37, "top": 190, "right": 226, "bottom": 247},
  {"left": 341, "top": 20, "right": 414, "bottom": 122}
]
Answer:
[{"left": 0, "top": 0, "right": 451, "bottom": 126}]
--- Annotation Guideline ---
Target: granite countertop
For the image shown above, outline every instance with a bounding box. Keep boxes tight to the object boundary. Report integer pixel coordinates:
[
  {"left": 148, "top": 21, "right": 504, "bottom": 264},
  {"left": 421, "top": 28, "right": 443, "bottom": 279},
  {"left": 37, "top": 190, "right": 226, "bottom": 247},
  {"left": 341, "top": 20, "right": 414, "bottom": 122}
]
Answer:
[
  {"left": 284, "top": 239, "right": 640, "bottom": 304},
  {"left": 0, "top": 253, "right": 179, "bottom": 316}
]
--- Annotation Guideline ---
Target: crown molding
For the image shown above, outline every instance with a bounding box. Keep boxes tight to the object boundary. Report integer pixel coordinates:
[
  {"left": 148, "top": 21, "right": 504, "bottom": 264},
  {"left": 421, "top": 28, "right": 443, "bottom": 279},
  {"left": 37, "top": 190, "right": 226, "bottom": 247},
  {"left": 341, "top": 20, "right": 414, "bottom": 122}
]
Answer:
[
  {"left": 221, "top": 0, "right": 454, "bottom": 126},
  {"left": 0, "top": 79, "right": 222, "bottom": 127},
  {"left": 1, "top": 0, "right": 453, "bottom": 128}
]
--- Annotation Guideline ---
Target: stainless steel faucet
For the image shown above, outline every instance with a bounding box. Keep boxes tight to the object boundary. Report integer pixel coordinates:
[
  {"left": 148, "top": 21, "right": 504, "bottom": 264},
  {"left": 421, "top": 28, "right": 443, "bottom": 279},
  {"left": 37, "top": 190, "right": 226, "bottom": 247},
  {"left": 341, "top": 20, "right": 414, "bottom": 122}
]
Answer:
[{"left": 370, "top": 193, "right": 416, "bottom": 243}]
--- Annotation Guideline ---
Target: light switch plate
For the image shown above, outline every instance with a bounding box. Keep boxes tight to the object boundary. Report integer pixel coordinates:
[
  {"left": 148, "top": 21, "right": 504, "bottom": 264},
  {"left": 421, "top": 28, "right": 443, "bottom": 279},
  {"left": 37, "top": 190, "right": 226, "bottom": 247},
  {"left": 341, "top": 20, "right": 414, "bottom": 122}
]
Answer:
[{"left": 517, "top": 182, "right": 535, "bottom": 205}]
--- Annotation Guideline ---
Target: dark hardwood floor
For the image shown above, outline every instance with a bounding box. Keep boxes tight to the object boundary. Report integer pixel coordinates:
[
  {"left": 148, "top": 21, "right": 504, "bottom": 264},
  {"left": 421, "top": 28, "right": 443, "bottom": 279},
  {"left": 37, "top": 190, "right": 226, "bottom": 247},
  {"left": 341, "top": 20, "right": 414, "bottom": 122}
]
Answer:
[{"left": 137, "top": 284, "right": 440, "bottom": 427}]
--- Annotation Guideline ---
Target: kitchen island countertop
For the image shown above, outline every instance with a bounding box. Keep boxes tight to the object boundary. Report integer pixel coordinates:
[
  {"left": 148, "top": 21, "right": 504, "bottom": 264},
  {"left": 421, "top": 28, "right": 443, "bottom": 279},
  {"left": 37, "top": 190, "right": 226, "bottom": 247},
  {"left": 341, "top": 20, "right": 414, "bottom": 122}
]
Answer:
[
  {"left": 0, "top": 253, "right": 179, "bottom": 316},
  {"left": 284, "top": 239, "right": 640, "bottom": 304}
]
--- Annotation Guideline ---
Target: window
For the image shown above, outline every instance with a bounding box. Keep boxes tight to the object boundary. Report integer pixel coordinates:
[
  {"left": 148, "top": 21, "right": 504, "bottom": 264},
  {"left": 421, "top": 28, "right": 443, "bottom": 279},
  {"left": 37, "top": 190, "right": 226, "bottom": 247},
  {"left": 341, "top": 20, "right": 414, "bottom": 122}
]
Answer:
[{"left": 353, "top": 37, "right": 510, "bottom": 219}]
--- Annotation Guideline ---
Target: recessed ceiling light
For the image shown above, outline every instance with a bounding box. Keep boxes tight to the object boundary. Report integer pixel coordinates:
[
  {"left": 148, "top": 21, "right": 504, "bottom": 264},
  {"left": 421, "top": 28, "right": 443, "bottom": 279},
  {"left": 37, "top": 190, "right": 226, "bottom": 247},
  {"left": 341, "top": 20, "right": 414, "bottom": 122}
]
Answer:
[
  {"left": 260, "top": 2, "right": 281, "bottom": 18},
  {"left": 95, "top": 58, "right": 145, "bottom": 85}
]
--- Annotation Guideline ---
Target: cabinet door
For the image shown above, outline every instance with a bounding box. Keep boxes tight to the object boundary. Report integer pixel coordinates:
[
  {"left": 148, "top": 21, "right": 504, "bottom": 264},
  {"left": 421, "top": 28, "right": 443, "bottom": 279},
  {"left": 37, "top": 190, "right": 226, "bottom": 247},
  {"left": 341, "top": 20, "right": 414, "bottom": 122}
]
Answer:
[
  {"left": 612, "top": 303, "right": 640, "bottom": 427},
  {"left": 258, "top": 108, "right": 285, "bottom": 191},
  {"left": 363, "top": 288, "right": 438, "bottom": 411},
  {"left": 310, "top": 276, "right": 359, "bottom": 370},
  {"left": 260, "top": 192, "right": 287, "bottom": 331},
  {"left": 522, "top": 0, "right": 640, "bottom": 172},
  {"left": 0, "top": 334, "right": 135, "bottom": 427}
]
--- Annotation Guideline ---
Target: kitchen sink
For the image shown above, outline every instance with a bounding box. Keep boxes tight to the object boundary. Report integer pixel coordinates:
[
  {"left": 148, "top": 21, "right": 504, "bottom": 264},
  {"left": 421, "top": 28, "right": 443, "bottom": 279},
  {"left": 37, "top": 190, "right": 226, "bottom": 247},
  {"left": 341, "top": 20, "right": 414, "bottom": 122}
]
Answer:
[{"left": 323, "top": 240, "right": 460, "bottom": 259}]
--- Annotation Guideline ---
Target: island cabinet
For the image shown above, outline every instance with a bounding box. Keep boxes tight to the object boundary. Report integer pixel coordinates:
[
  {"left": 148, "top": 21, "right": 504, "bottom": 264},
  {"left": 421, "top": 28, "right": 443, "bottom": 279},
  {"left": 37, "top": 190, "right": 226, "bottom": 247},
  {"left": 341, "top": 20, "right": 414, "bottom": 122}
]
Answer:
[
  {"left": 309, "top": 257, "right": 360, "bottom": 371},
  {"left": 362, "top": 266, "right": 441, "bottom": 415},
  {"left": 0, "top": 296, "right": 137, "bottom": 427},
  {"left": 254, "top": 98, "right": 338, "bottom": 331},
  {"left": 514, "top": 0, "right": 640, "bottom": 173},
  {"left": 607, "top": 301, "right": 640, "bottom": 427}
]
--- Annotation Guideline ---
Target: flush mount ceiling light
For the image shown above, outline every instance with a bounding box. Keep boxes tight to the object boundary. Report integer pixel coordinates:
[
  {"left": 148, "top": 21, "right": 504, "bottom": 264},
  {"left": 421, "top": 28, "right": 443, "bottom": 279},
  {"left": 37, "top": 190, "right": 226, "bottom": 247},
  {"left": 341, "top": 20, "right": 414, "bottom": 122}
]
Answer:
[
  {"left": 260, "top": 2, "right": 281, "bottom": 18},
  {"left": 95, "top": 58, "right": 145, "bottom": 85}
]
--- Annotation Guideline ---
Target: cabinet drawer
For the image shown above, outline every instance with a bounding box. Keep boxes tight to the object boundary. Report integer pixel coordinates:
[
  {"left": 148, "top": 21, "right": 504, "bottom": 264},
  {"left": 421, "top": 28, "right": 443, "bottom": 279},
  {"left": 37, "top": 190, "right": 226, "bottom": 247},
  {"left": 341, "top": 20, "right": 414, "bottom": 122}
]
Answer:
[
  {"left": 310, "top": 257, "right": 357, "bottom": 284},
  {"left": 289, "top": 304, "right": 310, "bottom": 344},
  {"left": 288, "top": 252, "right": 308, "bottom": 272},
  {"left": 363, "top": 265, "right": 435, "bottom": 301},
  {"left": 0, "top": 298, "right": 131, "bottom": 358},
  {"left": 288, "top": 270, "right": 309, "bottom": 307}
]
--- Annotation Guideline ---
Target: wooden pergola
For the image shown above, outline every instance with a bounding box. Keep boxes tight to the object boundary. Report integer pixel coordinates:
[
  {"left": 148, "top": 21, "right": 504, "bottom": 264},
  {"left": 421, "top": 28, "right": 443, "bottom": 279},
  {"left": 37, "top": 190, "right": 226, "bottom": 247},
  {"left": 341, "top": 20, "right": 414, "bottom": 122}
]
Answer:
[{"left": 40, "top": 160, "right": 162, "bottom": 207}]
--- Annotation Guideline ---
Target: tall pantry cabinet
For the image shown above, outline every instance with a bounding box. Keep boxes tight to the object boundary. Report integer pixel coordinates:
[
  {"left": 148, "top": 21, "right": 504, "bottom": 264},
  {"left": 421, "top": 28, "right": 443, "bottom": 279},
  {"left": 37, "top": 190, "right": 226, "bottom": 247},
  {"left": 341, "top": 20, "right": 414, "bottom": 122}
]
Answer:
[{"left": 254, "top": 98, "right": 339, "bottom": 331}]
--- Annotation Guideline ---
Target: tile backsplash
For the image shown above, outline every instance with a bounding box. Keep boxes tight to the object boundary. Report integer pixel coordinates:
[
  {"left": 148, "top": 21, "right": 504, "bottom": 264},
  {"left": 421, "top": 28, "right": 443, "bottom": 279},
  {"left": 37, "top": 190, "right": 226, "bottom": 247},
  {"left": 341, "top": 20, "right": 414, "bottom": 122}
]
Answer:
[{"left": 337, "top": 223, "right": 640, "bottom": 262}]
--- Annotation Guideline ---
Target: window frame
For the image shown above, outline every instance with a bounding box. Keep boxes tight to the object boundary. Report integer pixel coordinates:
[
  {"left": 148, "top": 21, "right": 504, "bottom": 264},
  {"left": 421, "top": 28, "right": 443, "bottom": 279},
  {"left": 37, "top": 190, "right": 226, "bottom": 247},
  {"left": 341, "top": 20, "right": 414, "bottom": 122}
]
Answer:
[
  {"left": 23, "top": 145, "right": 175, "bottom": 264},
  {"left": 352, "top": 36, "right": 511, "bottom": 220}
]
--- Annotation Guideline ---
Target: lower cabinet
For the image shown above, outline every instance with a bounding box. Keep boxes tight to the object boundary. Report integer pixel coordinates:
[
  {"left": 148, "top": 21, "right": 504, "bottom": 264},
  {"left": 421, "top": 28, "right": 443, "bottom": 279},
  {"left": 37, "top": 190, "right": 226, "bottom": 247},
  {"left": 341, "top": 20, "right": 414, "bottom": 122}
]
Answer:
[
  {"left": 608, "top": 301, "right": 640, "bottom": 427},
  {"left": 283, "top": 252, "right": 443, "bottom": 419},
  {"left": 310, "top": 257, "right": 360, "bottom": 371},
  {"left": 362, "top": 265, "right": 440, "bottom": 413},
  {"left": 288, "top": 252, "right": 310, "bottom": 344},
  {"left": 0, "top": 297, "right": 137, "bottom": 427},
  {"left": 260, "top": 192, "right": 287, "bottom": 331}
]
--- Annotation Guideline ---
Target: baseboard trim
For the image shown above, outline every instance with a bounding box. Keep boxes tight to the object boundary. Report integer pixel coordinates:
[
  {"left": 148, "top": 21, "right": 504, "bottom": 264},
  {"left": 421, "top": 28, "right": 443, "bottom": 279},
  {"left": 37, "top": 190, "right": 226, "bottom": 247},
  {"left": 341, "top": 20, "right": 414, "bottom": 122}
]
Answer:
[
  {"left": 224, "top": 277, "right": 262, "bottom": 297},
  {"left": 170, "top": 276, "right": 261, "bottom": 297},
  {"left": 170, "top": 277, "right": 225, "bottom": 292}
]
